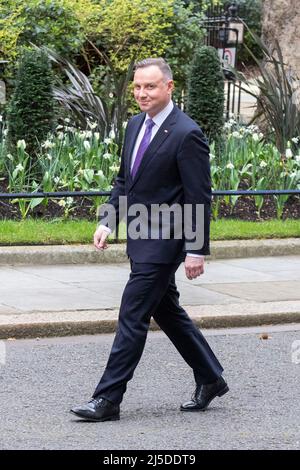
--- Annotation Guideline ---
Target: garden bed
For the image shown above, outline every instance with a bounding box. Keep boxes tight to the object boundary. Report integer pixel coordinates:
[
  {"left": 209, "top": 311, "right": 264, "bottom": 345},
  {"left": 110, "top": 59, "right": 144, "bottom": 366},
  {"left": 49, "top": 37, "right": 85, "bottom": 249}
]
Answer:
[{"left": 0, "top": 179, "right": 299, "bottom": 222}]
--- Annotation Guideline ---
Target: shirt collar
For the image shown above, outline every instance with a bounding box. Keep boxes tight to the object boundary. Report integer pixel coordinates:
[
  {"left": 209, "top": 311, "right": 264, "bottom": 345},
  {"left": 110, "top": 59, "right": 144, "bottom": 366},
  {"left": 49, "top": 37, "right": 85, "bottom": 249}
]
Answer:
[{"left": 146, "top": 100, "right": 174, "bottom": 128}]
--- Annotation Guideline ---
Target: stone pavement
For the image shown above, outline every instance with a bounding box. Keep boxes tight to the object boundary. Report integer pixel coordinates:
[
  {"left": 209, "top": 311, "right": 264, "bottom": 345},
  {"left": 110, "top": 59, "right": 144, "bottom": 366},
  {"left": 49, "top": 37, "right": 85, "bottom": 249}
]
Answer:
[{"left": 0, "top": 247, "right": 299, "bottom": 339}]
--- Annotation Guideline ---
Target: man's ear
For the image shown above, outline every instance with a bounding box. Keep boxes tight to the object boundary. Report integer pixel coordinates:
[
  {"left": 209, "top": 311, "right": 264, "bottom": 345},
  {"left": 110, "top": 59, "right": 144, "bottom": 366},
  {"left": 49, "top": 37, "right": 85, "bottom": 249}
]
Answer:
[{"left": 167, "top": 80, "right": 174, "bottom": 94}]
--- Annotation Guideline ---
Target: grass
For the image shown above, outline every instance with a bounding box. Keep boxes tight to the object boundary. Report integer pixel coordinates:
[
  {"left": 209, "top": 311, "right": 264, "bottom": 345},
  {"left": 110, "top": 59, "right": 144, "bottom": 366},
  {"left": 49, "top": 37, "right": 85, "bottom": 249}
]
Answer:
[{"left": 0, "top": 218, "right": 299, "bottom": 245}]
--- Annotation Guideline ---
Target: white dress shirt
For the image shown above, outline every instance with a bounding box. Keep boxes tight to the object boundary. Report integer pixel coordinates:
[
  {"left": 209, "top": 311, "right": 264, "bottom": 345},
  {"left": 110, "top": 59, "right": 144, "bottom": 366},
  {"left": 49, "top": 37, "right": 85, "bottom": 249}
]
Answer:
[{"left": 130, "top": 100, "right": 174, "bottom": 170}]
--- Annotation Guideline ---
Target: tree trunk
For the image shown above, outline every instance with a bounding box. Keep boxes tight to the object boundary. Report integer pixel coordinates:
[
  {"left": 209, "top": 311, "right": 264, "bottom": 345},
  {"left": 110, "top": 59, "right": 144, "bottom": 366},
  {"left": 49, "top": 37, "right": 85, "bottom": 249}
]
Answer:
[{"left": 262, "top": 0, "right": 300, "bottom": 75}]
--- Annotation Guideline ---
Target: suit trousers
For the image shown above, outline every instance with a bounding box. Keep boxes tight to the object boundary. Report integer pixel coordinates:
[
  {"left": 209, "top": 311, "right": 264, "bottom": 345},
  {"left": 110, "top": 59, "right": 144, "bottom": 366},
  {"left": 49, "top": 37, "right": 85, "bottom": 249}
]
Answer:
[{"left": 93, "top": 260, "right": 224, "bottom": 404}]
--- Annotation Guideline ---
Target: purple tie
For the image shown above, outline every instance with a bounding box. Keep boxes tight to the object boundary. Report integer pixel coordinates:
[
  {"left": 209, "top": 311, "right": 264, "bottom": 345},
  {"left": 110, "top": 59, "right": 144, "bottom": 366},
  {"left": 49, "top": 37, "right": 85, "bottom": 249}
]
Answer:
[{"left": 131, "top": 118, "right": 155, "bottom": 178}]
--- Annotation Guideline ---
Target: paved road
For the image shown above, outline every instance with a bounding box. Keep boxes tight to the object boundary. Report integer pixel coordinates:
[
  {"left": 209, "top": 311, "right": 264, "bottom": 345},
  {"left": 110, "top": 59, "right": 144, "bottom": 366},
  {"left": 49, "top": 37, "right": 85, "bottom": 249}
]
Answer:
[{"left": 0, "top": 324, "right": 299, "bottom": 450}]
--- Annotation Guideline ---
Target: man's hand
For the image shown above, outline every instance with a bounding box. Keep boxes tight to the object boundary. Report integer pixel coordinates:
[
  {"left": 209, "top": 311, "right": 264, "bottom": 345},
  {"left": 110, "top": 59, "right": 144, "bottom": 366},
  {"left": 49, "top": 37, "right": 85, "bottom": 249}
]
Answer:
[
  {"left": 185, "top": 256, "right": 205, "bottom": 280},
  {"left": 93, "top": 226, "right": 110, "bottom": 251}
]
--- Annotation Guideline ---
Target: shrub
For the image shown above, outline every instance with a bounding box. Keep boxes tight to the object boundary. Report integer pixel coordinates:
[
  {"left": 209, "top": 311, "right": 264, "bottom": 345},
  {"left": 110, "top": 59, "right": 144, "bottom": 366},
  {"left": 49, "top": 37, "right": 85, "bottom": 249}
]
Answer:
[
  {"left": 186, "top": 45, "right": 224, "bottom": 143},
  {"left": 7, "top": 48, "right": 55, "bottom": 156}
]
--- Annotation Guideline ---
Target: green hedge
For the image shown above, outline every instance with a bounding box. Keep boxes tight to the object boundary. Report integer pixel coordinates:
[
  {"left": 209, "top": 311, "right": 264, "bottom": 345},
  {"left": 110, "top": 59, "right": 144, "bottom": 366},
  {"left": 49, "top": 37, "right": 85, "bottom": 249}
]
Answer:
[
  {"left": 187, "top": 45, "right": 224, "bottom": 143},
  {"left": 7, "top": 48, "right": 55, "bottom": 156}
]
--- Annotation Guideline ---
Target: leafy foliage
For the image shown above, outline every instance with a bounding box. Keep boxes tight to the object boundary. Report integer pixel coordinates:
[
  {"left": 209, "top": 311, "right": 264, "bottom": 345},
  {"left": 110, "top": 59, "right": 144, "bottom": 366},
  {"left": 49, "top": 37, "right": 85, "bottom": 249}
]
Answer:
[
  {"left": 164, "top": 1, "right": 205, "bottom": 101},
  {"left": 1, "top": 0, "right": 206, "bottom": 91},
  {"left": 44, "top": 46, "right": 134, "bottom": 150},
  {"left": 0, "top": 0, "right": 87, "bottom": 60},
  {"left": 0, "top": 2, "right": 23, "bottom": 61},
  {"left": 86, "top": 0, "right": 174, "bottom": 72}
]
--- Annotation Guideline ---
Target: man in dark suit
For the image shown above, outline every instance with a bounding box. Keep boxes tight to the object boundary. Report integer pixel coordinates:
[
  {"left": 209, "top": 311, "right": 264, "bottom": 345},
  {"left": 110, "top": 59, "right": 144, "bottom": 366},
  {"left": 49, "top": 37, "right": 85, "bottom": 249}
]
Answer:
[{"left": 71, "top": 58, "right": 228, "bottom": 422}]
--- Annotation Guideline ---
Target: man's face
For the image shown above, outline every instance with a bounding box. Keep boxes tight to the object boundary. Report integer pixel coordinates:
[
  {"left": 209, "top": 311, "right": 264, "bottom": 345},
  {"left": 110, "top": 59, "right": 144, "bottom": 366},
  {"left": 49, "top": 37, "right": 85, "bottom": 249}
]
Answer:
[{"left": 133, "top": 65, "right": 174, "bottom": 117}]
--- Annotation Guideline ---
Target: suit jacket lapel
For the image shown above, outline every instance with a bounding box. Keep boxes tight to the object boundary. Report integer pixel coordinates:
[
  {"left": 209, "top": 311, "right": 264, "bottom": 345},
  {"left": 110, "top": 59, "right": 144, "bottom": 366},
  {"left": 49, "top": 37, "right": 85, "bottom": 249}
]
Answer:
[{"left": 128, "top": 106, "right": 179, "bottom": 190}]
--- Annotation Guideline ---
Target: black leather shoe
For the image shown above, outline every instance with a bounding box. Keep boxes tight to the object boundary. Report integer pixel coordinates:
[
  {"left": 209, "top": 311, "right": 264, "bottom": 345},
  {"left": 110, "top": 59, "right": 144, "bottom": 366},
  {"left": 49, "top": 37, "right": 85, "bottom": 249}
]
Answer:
[
  {"left": 180, "top": 376, "right": 229, "bottom": 412},
  {"left": 70, "top": 397, "right": 120, "bottom": 421}
]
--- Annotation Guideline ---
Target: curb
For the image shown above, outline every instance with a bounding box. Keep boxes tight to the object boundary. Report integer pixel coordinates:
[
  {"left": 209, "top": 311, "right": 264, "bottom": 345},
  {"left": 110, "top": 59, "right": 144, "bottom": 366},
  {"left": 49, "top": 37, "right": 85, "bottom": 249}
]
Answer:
[
  {"left": 1, "top": 313, "right": 299, "bottom": 340},
  {"left": 0, "top": 238, "right": 300, "bottom": 265},
  {"left": 1, "top": 302, "right": 300, "bottom": 339}
]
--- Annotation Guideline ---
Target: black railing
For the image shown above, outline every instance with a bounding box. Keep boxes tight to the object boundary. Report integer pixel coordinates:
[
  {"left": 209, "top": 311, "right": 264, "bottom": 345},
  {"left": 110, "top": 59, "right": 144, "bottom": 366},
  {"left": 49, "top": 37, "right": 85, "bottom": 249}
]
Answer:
[
  {"left": 0, "top": 189, "right": 299, "bottom": 199},
  {"left": 0, "top": 191, "right": 111, "bottom": 199},
  {"left": 201, "top": 1, "right": 245, "bottom": 119}
]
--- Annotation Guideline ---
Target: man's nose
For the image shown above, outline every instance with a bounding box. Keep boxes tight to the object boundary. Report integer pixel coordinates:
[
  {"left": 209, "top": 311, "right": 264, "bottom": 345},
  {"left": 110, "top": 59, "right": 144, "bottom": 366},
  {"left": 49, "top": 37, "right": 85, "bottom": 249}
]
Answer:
[{"left": 139, "top": 88, "right": 148, "bottom": 98}]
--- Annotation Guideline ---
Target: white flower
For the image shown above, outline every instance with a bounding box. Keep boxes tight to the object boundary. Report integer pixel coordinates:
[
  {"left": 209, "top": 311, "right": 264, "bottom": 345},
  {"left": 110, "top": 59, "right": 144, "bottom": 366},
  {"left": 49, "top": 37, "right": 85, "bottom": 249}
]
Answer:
[
  {"left": 109, "top": 92, "right": 114, "bottom": 98},
  {"left": 232, "top": 131, "right": 240, "bottom": 138},
  {"left": 0, "top": 115, "right": 2, "bottom": 122},
  {"left": 209, "top": 153, "right": 216, "bottom": 159},
  {"left": 226, "top": 162, "right": 235, "bottom": 169},
  {"left": 87, "top": 121, "right": 97, "bottom": 129},
  {"left": 79, "top": 130, "right": 91, "bottom": 139},
  {"left": 6, "top": 153, "right": 13, "bottom": 160},
  {"left": 3, "top": 129, "right": 8, "bottom": 136},
  {"left": 42, "top": 140, "right": 55, "bottom": 149},
  {"left": 260, "top": 160, "right": 267, "bottom": 168},
  {"left": 83, "top": 140, "right": 91, "bottom": 151},
  {"left": 252, "top": 133, "right": 259, "bottom": 141},
  {"left": 290, "top": 171, "right": 297, "bottom": 178},
  {"left": 292, "top": 137, "right": 299, "bottom": 144},
  {"left": 68, "top": 152, "right": 73, "bottom": 160},
  {"left": 246, "top": 124, "right": 259, "bottom": 134},
  {"left": 47, "top": 154, "right": 52, "bottom": 161},
  {"left": 109, "top": 129, "right": 116, "bottom": 139},
  {"left": 17, "top": 139, "right": 26, "bottom": 149},
  {"left": 64, "top": 118, "right": 70, "bottom": 123},
  {"left": 286, "top": 148, "right": 293, "bottom": 158},
  {"left": 15, "top": 163, "right": 24, "bottom": 171},
  {"left": 58, "top": 199, "right": 66, "bottom": 207},
  {"left": 295, "top": 155, "right": 300, "bottom": 162},
  {"left": 224, "top": 122, "right": 232, "bottom": 129},
  {"left": 103, "top": 152, "right": 112, "bottom": 159},
  {"left": 94, "top": 132, "right": 100, "bottom": 140},
  {"left": 104, "top": 137, "right": 112, "bottom": 145},
  {"left": 54, "top": 177, "right": 60, "bottom": 184},
  {"left": 56, "top": 124, "right": 63, "bottom": 130},
  {"left": 96, "top": 170, "right": 104, "bottom": 178},
  {"left": 122, "top": 121, "right": 128, "bottom": 129},
  {"left": 57, "top": 132, "right": 64, "bottom": 140},
  {"left": 259, "top": 132, "right": 264, "bottom": 139},
  {"left": 109, "top": 165, "right": 120, "bottom": 172}
]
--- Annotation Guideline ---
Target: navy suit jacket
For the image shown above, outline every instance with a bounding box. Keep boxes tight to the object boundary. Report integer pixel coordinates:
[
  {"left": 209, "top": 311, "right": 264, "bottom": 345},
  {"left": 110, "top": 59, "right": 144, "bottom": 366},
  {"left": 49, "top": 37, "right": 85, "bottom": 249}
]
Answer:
[{"left": 99, "top": 104, "right": 211, "bottom": 263}]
